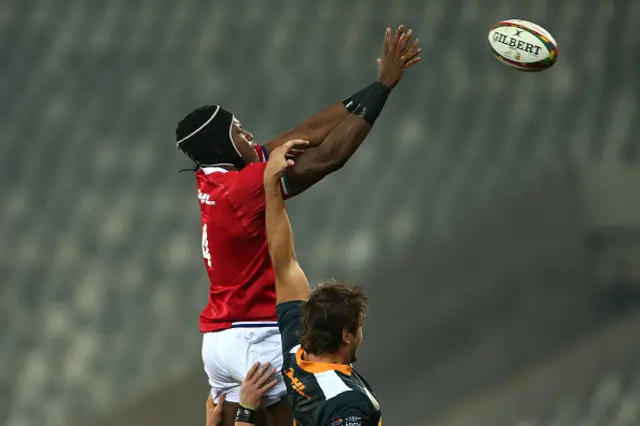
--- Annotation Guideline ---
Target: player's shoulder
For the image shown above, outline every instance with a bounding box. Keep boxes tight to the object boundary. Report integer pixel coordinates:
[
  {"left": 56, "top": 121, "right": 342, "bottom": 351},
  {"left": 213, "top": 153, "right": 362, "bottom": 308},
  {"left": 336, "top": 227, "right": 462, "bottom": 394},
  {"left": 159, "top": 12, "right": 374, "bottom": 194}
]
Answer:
[{"left": 318, "top": 376, "right": 367, "bottom": 404}]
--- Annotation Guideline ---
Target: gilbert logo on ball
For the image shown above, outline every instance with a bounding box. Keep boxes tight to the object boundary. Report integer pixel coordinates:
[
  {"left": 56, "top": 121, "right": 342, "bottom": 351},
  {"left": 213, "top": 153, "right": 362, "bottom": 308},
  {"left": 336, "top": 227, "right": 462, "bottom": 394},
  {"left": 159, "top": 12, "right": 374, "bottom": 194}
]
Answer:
[{"left": 488, "top": 19, "right": 558, "bottom": 71}]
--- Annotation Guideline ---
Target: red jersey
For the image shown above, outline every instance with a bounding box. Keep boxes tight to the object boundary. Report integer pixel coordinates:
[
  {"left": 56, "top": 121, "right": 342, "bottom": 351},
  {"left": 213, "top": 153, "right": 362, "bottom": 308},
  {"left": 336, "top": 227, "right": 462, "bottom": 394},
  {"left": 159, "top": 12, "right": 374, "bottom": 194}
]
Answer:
[{"left": 196, "top": 146, "right": 289, "bottom": 332}]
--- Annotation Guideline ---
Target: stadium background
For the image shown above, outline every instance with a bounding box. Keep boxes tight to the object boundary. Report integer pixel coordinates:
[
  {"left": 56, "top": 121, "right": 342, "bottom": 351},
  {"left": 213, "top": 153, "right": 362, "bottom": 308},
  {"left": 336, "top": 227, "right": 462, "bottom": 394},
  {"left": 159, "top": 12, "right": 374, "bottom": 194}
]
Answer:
[{"left": 1, "top": 0, "right": 639, "bottom": 425}]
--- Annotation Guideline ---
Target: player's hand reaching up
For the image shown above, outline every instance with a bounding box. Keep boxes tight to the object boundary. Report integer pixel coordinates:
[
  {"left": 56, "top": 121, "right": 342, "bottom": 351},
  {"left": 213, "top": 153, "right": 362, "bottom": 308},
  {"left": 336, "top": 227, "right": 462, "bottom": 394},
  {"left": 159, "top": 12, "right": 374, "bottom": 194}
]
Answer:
[
  {"left": 264, "top": 139, "right": 309, "bottom": 187},
  {"left": 377, "top": 25, "right": 422, "bottom": 89}
]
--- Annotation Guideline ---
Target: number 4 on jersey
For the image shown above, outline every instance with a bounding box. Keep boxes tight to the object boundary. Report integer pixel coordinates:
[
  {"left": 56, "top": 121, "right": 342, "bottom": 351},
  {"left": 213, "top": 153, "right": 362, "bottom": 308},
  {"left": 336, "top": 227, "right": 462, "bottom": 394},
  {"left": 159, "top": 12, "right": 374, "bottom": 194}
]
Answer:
[{"left": 202, "top": 224, "right": 212, "bottom": 267}]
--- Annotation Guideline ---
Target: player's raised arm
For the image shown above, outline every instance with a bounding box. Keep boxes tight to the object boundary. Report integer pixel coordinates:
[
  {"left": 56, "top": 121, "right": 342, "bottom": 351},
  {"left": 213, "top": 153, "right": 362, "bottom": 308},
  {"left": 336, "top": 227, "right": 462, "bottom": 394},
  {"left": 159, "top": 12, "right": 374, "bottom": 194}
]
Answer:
[
  {"left": 281, "top": 25, "right": 421, "bottom": 197},
  {"left": 264, "top": 140, "right": 313, "bottom": 304},
  {"left": 263, "top": 80, "right": 392, "bottom": 152},
  {"left": 264, "top": 26, "right": 421, "bottom": 155}
]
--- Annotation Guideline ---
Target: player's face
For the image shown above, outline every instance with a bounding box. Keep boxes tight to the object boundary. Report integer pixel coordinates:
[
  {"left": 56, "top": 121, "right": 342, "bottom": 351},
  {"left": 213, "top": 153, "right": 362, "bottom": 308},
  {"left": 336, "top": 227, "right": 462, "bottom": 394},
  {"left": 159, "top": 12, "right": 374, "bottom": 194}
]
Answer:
[{"left": 231, "top": 119, "right": 260, "bottom": 164}]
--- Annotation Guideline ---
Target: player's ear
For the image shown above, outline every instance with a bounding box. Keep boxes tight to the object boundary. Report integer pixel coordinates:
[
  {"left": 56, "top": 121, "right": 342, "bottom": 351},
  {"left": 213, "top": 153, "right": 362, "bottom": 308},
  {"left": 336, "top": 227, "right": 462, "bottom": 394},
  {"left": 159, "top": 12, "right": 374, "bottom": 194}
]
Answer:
[{"left": 342, "top": 328, "right": 352, "bottom": 345}]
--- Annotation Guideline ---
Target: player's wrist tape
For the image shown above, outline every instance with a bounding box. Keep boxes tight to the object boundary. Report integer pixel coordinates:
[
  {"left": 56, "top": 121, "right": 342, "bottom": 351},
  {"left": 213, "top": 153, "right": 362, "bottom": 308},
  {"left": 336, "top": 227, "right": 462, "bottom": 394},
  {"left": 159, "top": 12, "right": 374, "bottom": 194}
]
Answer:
[
  {"left": 342, "top": 98, "right": 358, "bottom": 113},
  {"left": 235, "top": 406, "right": 256, "bottom": 424},
  {"left": 353, "top": 81, "right": 391, "bottom": 126},
  {"left": 342, "top": 83, "right": 374, "bottom": 112}
]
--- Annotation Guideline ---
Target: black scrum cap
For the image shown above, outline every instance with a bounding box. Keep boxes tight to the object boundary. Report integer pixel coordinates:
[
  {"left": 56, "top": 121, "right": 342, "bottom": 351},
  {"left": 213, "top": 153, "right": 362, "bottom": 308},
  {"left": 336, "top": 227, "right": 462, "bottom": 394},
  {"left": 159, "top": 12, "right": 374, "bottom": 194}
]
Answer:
[{"left": 176, "top": 105, "right": 245, "bottom": 170}]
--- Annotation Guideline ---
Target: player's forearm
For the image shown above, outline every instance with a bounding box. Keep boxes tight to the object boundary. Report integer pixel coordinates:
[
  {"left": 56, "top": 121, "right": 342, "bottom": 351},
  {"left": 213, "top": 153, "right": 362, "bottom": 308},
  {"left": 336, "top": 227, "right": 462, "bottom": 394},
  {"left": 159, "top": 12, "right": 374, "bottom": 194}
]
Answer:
[
  {"left": 264, "top": 179, "right": 297, "bottom": 276},
  {"left": 287, "top": 81, "right": 390, "bottom": 184},
  {"left": 264, "top": 103, "right": 348, "bottom": 153},
  {"left": 315, "top": 82, "right": 391, "bottom": 164},
  {"left": 299, "top": 82, "right": 385, "bottom": 148},
  {"left": 300, "top": 102, "right": 351, "bottom": 147},
  {"left": 264, "top": 82, "right": 382, "bottom": 153},
  {"left": 311, "top": 113, "right": 372, "bottom": 171},
  {"left": 283, "top": 115, "right": 372, "bottom": 195},
  {"left": 235, "top": 422, "right": 253, "bottom": 426}
]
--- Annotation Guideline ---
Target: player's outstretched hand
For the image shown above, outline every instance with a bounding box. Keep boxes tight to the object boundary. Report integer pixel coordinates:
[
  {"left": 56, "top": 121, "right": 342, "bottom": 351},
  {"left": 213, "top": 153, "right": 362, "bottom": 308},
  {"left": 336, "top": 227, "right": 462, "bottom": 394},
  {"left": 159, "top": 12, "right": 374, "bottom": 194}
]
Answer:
[
  {"left": 264, "top": 139, "right": 309, "bottom": 186},
  {"left": 376, "top": 25, "right": 422, "bottom": 89},
  {"left": 239, "top": 362, "right": 278, "bottom": 410}
]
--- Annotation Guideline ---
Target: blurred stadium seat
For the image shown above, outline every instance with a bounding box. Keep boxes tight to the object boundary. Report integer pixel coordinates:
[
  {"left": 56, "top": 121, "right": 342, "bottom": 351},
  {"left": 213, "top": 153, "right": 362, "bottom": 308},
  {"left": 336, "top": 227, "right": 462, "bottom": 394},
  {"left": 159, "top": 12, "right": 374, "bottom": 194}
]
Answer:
[{"left": 431, "top": 312, "right": 640, "bottom": 426}]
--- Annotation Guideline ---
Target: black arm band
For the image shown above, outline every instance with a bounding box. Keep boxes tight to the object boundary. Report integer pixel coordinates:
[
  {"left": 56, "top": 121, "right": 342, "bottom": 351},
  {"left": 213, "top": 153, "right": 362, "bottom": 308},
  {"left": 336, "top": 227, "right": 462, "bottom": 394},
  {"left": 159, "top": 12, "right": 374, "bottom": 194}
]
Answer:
[
  {"left": 342, "top": 82, "right": 380, "bottom": 113},
  {"left": 353, "top": 81, "right": 391, "bottom": 126},
  {"left": 342, "top": 98, "right": 358, "bottom": 113},
  {"left": 235, "top": 407, "right": 256, "bottom": 424}
]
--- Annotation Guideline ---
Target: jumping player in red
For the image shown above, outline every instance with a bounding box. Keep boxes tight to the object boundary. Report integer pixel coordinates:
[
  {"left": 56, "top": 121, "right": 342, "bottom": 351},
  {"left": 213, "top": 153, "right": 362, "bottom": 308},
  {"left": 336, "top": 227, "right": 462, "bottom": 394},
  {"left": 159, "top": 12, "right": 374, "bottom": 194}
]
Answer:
[{"left": 175, "top": 25, "right": 420, "bottom": 426}]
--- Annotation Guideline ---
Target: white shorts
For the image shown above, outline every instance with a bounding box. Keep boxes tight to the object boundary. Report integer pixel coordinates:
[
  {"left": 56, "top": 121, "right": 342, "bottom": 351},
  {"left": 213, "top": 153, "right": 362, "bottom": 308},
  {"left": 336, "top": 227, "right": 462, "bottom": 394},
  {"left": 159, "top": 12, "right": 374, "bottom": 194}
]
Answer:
[{"left": 202, "top": 324, "right": 286, "bottom": 407}]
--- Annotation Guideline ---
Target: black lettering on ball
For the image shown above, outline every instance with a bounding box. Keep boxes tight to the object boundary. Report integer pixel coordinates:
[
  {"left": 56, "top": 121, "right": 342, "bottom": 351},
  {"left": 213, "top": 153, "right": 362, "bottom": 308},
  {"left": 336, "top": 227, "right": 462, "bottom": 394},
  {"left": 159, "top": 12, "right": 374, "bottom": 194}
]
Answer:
[{"left": 493, "top": 31, "right": 542, "bottom": 57}]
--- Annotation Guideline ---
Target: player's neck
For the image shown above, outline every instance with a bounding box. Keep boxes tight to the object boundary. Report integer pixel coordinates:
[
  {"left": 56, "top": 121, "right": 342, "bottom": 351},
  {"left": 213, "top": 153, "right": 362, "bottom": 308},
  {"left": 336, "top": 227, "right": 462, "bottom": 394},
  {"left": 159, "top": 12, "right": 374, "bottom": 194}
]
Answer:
[{"left": 304, "top": 351, "right": 350, "bottom": 366}]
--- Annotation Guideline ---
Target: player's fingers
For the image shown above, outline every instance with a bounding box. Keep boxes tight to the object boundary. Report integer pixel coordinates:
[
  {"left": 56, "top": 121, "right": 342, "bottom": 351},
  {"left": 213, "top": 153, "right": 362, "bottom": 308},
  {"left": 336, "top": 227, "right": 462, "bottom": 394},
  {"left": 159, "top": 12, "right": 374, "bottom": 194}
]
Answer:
[
  {"left": 286, "top": 159, "right": 295, "bottom": 167},
  {"left": 404, "top": 45, "right": 422, "bottom": 62},
  {"left": 286, "top": 148, "right": 305, "bottom": 156},
  {"left": 216, "top": 393, "right": 226, "bottom": 407},
  {"left": 259, "top": 379, "right": 278, "bottom": 394},
  {"left": 207, "top": 394, "right": 214, "bottom": 410},
  {"left": 397, "top": 33, "right": 407, "bottom": 57},
  {"left": 210, "top": 394, "right": 225, "bottom": 417},
  {"left": 404, "top": 56, "right": 421, "bottom": 69},
  {"left": 284, "top": 139, "right": 309, "bottom": 152},
  {"left": 405, "top": 39, "right": 420, "bottom": 56},
  {"left": 377, "top": 58, "right": 382, "bottom": 64},
  {"left": 398, "top": 29, "right": 412, "bottom": 52},
  {"left": 252, "top": 361, "right": 271, "bottom": 384},
  {"left": 396, "top": 33, "right": 407, "bottom": 56},
  {"left": 285, "top": 139, "right": 308, "bottom": 145},
  {"left": 245, "top": 362, "right": 260, "bottom": 382},
  {"left": 390, "top": 24, "right": 403, "bottom": 51},
  {"left": 255, "top": 367, "right": 277, "bottom": 388},
  {"left": 383, "top": 27, "right": 391, "bottom": 55}
]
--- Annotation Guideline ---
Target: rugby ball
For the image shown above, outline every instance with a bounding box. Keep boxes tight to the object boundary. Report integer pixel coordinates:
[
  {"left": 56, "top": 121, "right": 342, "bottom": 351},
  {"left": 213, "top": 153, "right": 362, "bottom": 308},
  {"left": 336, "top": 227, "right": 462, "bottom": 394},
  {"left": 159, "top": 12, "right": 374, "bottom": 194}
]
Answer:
[{"left": 488, "top": 19, "right": 558, "bottom": 71}]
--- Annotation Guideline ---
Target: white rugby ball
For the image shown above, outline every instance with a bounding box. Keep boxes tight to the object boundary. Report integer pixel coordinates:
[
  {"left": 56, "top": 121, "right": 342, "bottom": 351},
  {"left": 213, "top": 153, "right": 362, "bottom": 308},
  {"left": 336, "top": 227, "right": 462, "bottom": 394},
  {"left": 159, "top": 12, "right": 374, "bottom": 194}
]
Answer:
[{"left": 488, "top": 19, "right": 558, "bottom": 71}]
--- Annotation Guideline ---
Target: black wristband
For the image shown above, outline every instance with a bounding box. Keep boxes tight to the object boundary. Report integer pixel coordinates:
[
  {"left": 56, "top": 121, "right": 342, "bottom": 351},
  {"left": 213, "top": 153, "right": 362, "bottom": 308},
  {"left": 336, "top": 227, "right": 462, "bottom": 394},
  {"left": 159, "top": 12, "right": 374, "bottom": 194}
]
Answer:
[
  {"left": 342, "top": 98, "right": 358, "bottom": 113},
  {"left": 353, "top": 81, "right": 391, "bottom": 126},
  {"left": 342, "top": 81, "right": 384, "bottom": 113},
  {"left": 351, "top": 84, "right": 372, "bottom": 104},
  {"left": 235, "top": 406, "right": 256, "bottom": 424}
]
